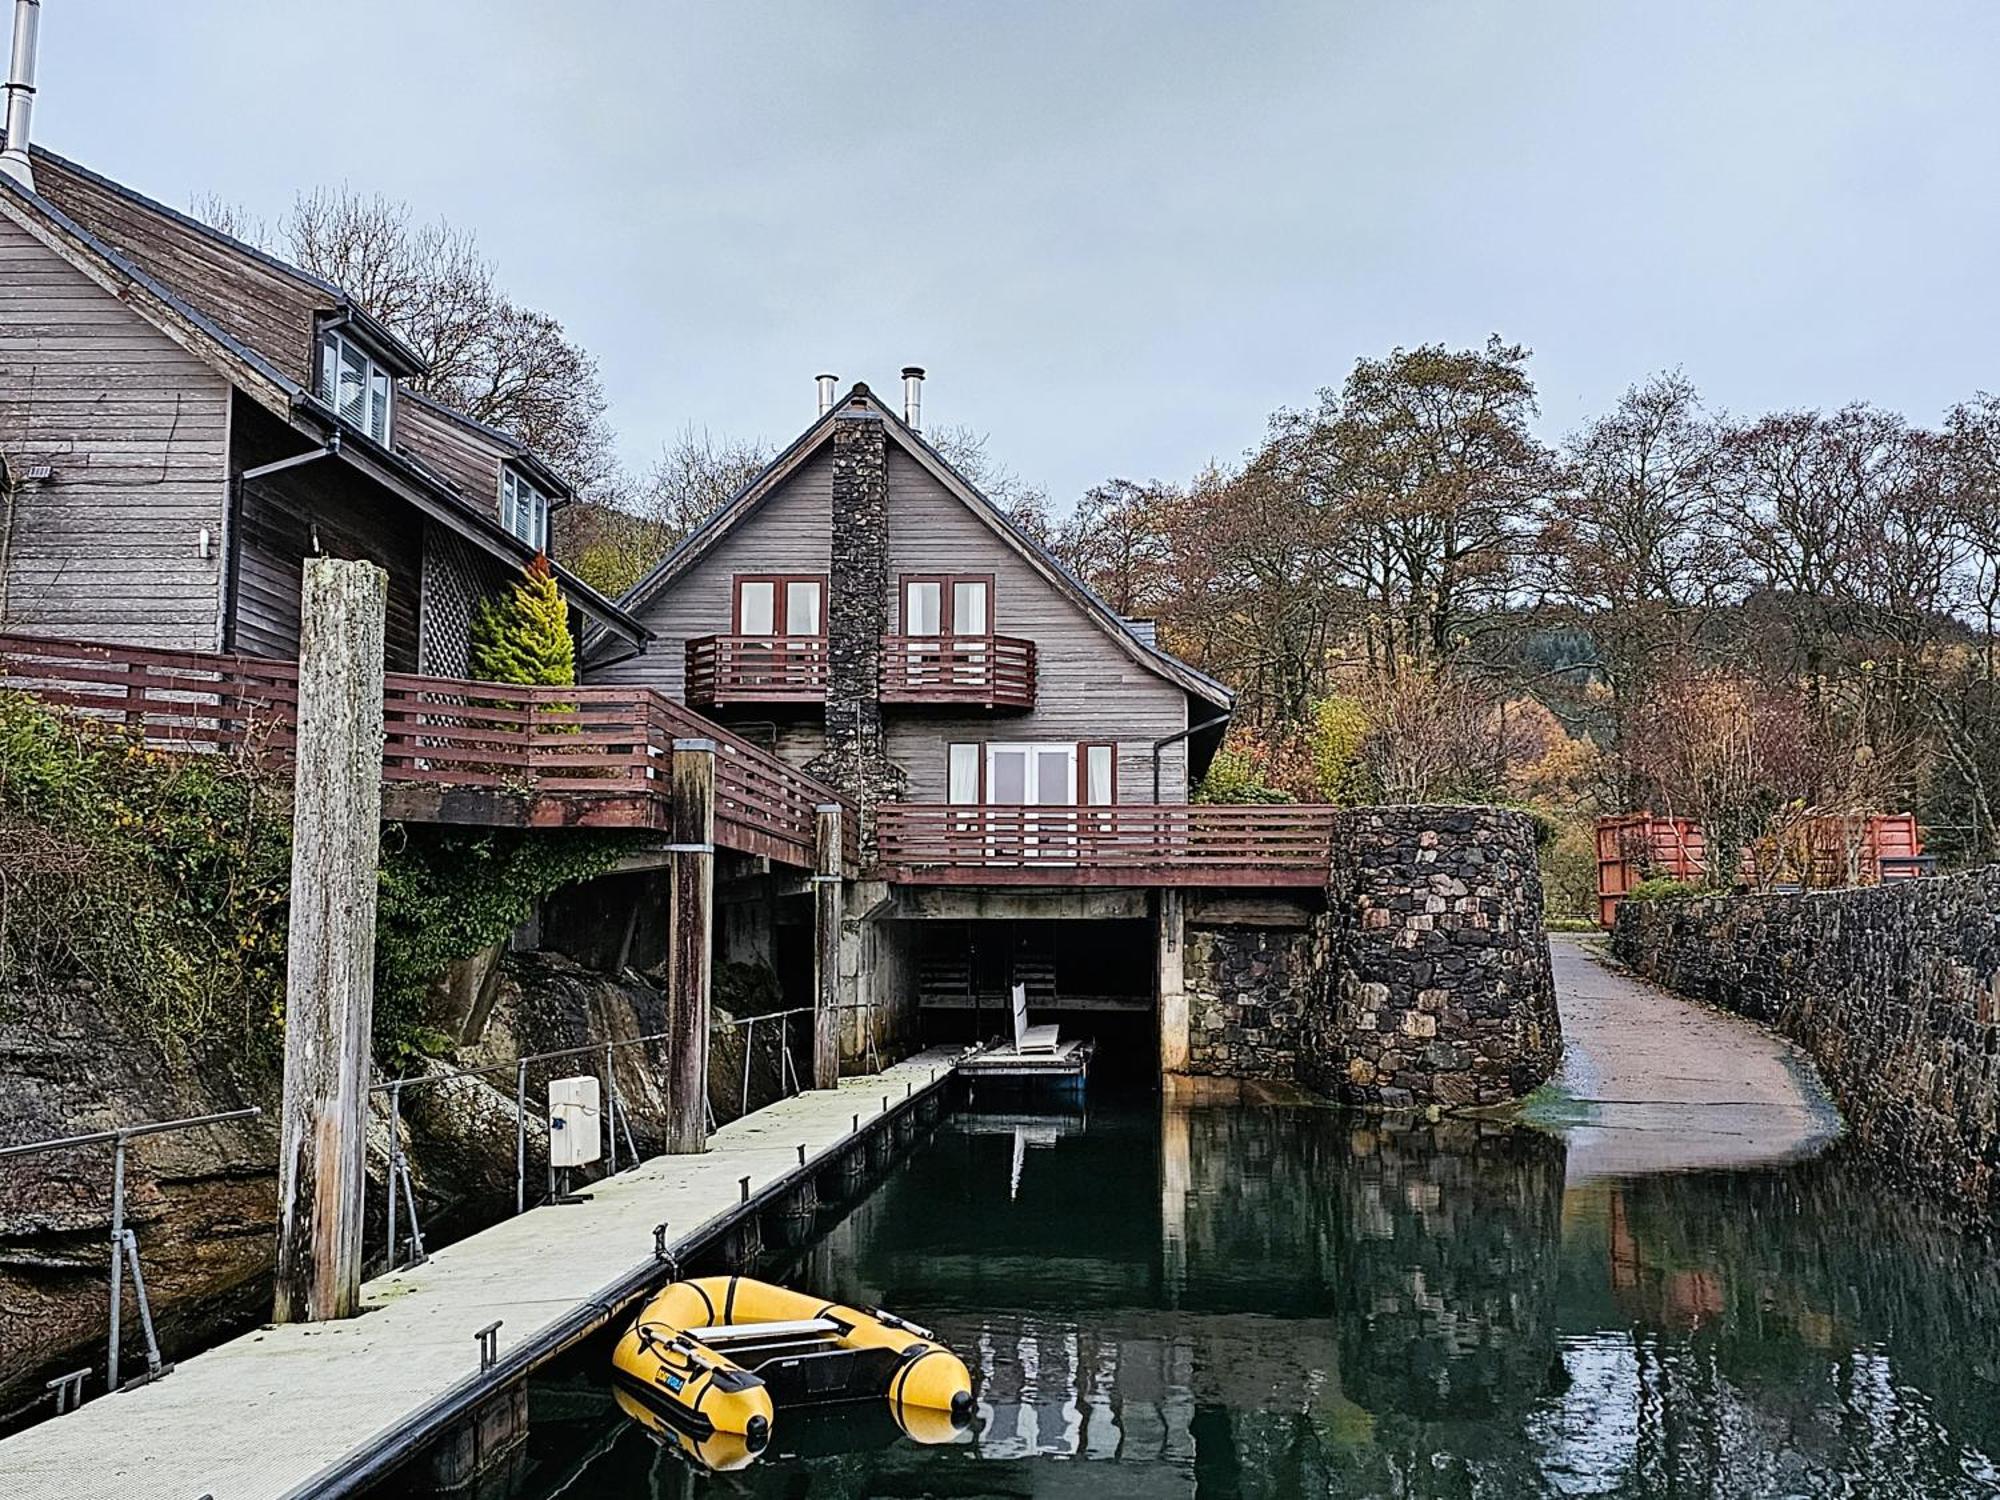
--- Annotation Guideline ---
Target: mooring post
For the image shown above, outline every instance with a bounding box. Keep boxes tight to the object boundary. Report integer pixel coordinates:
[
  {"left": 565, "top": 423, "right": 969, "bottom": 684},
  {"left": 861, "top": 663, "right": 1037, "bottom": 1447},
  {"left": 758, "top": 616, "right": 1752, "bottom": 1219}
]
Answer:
[
  {"left": 272, "top": 558, "right": 386, "bottom": 1324},
  {"left": 665, "top": 738, "right": 715, "bottom": 1153},
  {"left": 812, "top": 803, "right": 843, "bottom": 1089},
  {"left": 1157, "top": 888, "right": 1189, "bottom": 1076}
]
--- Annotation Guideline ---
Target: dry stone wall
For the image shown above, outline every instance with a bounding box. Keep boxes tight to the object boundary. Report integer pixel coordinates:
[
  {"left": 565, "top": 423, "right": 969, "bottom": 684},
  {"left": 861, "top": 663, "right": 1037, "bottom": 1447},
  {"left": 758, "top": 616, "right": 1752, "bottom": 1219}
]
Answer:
[
  {"left": 1183, "top": 806, "right": 1561, "bottom": 1110},
  {"left": 1613, "top": 872, "right": 2000, "bottom": 1219}
]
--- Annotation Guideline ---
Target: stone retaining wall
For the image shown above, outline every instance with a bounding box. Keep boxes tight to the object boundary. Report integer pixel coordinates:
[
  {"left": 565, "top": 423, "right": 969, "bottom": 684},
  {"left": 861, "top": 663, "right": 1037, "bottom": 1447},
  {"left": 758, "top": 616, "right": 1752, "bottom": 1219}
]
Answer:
[
  {"left": 1612, "top": 870, "right": 2000, "bottom": 1219},
  {"left": 1185, "top": 917, "right": 1327, "bottom": 1080},
  {"left": 1183, "top": 806, "right": 1560, "bottom": 1110}
]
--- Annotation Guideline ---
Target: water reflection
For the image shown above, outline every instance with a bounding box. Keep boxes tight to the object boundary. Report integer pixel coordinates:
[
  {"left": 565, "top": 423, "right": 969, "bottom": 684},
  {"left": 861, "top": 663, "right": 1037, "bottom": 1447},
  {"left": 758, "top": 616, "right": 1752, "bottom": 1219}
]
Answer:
[{"left": 458, "top": 1098, "right": 2000, "bottom": 1500}]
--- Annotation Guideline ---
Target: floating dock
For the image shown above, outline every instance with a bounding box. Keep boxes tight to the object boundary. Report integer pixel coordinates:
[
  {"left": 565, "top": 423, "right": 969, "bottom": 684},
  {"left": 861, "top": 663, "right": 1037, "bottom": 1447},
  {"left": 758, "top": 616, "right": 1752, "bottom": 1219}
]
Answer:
[{"left": 0, "top": 1048, "right": 964, "bottom": 1500}]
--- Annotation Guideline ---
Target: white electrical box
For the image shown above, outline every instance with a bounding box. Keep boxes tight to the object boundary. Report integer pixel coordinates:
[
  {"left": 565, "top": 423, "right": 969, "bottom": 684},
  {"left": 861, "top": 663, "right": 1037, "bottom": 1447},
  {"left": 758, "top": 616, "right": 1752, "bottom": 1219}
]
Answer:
[{"left": 547, "top": 1075, "right": 602, "bottom": 1168}]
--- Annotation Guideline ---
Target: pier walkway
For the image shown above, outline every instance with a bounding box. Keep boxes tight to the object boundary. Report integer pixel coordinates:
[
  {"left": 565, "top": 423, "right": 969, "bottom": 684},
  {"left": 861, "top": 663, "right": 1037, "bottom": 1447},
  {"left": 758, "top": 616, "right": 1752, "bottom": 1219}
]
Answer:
[
  {"left": 0, "top": 1048, "right": 964, "bottom": 1500},
  {"left": 1530, "top": 935, "right": 1841, "bottom": 1179}
]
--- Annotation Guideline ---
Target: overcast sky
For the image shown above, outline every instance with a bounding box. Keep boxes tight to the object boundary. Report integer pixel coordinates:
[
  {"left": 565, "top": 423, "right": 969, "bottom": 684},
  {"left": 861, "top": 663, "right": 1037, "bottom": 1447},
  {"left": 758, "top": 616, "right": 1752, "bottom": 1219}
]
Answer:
[{"left": 31, "top": 1, "right": 2000, "bottom": 503}]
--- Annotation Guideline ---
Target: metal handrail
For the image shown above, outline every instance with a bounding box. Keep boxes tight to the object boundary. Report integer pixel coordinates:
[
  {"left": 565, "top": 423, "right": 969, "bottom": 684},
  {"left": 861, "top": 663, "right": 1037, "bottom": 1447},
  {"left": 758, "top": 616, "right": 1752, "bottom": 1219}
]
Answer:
[
  {"left": 0, "top": 1106, "right": 264, "bottom": 1412},
  {"left": 0, "top": 1106, "right": 262, "bottom": 1158}
]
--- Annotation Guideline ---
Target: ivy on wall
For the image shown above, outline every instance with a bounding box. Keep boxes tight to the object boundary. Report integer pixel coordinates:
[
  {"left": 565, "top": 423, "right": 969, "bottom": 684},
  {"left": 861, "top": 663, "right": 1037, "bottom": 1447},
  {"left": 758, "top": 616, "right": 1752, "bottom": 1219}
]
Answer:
[{"left": 0, "top": 692, "right": 625, "bottom": 1059}]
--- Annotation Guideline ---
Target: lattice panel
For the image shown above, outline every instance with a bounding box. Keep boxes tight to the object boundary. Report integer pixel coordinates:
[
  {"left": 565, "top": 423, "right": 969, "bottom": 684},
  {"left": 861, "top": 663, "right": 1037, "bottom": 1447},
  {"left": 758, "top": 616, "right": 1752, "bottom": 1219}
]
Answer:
[{"left": 417, "top": 524, "right": 486, "bottom": 678}]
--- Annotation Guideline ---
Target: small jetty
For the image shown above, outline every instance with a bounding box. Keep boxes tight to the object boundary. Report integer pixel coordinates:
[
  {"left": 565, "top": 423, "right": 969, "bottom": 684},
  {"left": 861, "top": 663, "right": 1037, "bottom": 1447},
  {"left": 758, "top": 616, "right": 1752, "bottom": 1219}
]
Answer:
[
  {"left": 0, "top": 1050, "right": 963, "bottom": 1500},
  {"left": 955, "top": 985, "right": 1094, "bottom": 1094}
]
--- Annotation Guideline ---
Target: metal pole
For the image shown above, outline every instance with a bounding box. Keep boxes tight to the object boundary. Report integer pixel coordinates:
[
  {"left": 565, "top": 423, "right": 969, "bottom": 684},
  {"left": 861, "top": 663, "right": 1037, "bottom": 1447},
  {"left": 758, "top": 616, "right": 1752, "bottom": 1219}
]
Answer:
[
  {"left": 514, "top": 1060, "right": 528, "bottom": 1216},
  {"left": 107, "top": 1135, "right": 126, "bottom": 1392},
  {"left": 602, "top": 1043, "right": 618, "bottom": 1175},
  {"left": 741, "top": 1016, "right": 756, "bottom": 1118},
  {"left": 386, "top": 1082, "right": 403, "bottom": 1268}
]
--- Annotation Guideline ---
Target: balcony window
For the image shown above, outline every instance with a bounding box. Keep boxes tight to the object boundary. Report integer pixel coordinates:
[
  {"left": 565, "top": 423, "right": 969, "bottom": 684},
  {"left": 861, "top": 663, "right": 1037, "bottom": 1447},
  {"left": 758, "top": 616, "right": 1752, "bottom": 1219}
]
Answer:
[
  {"left": 735, "top": 575, "right": 824, "bottom": 637},
  {"left": 903, "top": 575, "right": 990, "bottom": 637},
  {"left": 500, "top": 466, "right": 550, "bottom": 551},
  {"left": 315, "top": 327, "right": 393, "bottom": 444}
]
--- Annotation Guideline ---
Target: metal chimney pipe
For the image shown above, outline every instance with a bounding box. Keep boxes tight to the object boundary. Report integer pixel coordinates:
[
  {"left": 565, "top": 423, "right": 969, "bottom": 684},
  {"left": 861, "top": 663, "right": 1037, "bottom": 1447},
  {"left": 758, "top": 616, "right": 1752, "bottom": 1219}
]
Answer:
[
  {"left": 900, "top": 367, "right": 925, "bottom": 432},
  {"left": 815, "top": 373, "right": 838, "bottom": 418},
  {"left": 0, "top": 0, "right": 39, "bottom": 190}
]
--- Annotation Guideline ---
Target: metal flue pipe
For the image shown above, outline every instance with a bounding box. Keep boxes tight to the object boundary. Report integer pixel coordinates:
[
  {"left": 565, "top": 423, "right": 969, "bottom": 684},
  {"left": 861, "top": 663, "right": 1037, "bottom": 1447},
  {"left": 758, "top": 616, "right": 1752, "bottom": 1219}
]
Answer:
[
  {"left": 815, "top": 373, "right": 838, "bottom": 417},
  {"left": 0, "top": 0, "right": 38, "bottom": 190},
  {"left": 901, "top": 366, "right": 925, "bottom": 431}
]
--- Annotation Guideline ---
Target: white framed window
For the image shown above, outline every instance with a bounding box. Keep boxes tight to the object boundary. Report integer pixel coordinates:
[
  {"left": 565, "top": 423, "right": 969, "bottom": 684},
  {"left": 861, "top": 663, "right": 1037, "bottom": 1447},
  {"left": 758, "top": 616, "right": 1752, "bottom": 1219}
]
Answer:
[
  {"left": 733, "top": 575, "right": 824, "bottom": 637},
  {"left": 500, "top": 467, "right": 551, "bottom": 551},
  {"left": 315, "top": 327, "right": 394, "bottom": 444}
]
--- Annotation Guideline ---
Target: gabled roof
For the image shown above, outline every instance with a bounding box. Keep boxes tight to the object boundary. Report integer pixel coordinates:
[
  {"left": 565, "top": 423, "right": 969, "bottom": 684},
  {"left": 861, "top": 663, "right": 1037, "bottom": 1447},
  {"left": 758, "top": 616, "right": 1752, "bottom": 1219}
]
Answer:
[
  {"left": 613, "top": 383, "right": 1233, "bottom": 712},
  {"left": 0, "top": 155, "right": 644, "bottom": 647}
]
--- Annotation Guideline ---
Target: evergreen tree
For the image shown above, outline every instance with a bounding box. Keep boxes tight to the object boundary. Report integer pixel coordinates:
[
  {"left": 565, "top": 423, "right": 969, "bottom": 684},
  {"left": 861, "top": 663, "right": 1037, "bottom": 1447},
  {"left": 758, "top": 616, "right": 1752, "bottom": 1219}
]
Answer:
[{"left": 471, "top": 555, "right": 575, "bottom": 686}]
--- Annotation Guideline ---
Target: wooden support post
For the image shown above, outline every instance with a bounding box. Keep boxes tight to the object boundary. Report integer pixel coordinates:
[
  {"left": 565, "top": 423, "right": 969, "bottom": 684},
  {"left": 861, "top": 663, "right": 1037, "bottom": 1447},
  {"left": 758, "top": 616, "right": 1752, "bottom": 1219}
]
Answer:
[
  {"left": 812, "top": 804, "right": 843, "bottom": 1090},
  {"left": 1157, "top": 888, "right": 1189, "bottom": 1076},
  {"left": 665, "top": 738, "right": 715, "bottom": 1153},
  {"left": 273, "top": 559, "right": 386, "bottom": 1324}
]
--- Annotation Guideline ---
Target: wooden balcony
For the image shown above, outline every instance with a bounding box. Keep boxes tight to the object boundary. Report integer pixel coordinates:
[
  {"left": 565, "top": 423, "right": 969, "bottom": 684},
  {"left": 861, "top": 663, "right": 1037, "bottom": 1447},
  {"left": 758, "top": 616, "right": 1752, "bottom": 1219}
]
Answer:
[
  {"left": 684, "top": 635, "right": 827, "bottom": 710},
  {"left": 879, "top": 634, "right": 1036, "bottom": 710},
  {"left": 0, "top": 633, "right": 855, "bottom": 873},
  {"left": 874, "top": 802, "right": 1337, "bottom": 887}
]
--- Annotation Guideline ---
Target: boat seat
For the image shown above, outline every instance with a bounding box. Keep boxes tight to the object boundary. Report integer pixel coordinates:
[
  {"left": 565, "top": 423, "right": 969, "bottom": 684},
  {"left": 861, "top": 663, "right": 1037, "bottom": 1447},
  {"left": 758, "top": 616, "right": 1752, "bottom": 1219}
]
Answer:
[{"left": 685, "top": 1317, "right": 840, "bottom": 1346}]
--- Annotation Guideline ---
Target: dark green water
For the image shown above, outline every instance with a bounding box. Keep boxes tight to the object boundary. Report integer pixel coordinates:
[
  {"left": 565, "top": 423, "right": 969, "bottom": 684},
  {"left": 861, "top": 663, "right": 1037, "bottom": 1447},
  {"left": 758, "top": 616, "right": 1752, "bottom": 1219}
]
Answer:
[{"left": 479, "top": 1099, "right": 2000, "bottom": 1499}]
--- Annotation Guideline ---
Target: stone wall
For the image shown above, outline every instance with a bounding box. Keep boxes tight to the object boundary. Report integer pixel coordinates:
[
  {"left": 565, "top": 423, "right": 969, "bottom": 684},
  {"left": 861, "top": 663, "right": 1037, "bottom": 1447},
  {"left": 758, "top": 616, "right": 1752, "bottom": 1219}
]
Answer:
[
  {"left": 1316, "top": 807, "right": 1560, "bottom": 1109},
  {"left": 1613, "top": 871, "right": 2000, "bottom": 1219},
  {"left": 1182, "top": 807, "right": 1560, "bottom": 1110},
  {"left": 1184, "top": 916, "right": 1328, "bottom": 1079}
]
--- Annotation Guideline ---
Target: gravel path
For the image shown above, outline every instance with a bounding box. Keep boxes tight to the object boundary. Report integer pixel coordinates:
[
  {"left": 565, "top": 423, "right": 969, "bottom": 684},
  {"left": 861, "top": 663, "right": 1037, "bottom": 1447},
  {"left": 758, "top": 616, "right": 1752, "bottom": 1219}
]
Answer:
[{"left": 1526, "top": 934, "right": 1842, "bottom": 1181}]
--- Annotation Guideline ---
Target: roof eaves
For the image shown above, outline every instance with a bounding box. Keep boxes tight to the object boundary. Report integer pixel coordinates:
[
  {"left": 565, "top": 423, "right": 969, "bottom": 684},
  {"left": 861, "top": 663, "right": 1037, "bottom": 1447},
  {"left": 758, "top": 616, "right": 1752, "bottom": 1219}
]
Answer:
[
  {"left": 614, "top": 402, "right": 845, "bottom": 616},
  {"left": 290, "top": 396, "right": 647, "bottom": 646},
  {"left": 879, "top": 401, "right": 1236, "bottom": 711}
]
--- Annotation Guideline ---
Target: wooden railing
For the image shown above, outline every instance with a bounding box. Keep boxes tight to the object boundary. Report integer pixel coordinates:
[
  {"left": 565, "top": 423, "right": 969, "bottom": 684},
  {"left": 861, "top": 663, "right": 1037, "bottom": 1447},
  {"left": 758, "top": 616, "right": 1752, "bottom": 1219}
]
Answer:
[
  {"left": 0, "top": 633, "right": 850, "bottom": 871},
  {"left": 684, "top": 635, "right": 827, "bottom": 709},
  {"left": 0, "top": 632, "right": 301, "bottom": 754},
  {"left": 879, "top": 634, "right": 1036, "bottom": 710},
  {"left": 874, "top": 802, "right": 1338, "bottom": 887}
]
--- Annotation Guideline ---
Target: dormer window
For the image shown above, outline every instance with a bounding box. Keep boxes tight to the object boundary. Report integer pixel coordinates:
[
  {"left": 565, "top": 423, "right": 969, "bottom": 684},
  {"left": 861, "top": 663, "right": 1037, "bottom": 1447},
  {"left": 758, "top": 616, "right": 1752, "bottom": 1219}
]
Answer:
[
  {"left": 315, "top": 326, "right": 393, "bottom": 444},
  {"left": 501, "top": 466, "right": 550, "bottom": 551}
]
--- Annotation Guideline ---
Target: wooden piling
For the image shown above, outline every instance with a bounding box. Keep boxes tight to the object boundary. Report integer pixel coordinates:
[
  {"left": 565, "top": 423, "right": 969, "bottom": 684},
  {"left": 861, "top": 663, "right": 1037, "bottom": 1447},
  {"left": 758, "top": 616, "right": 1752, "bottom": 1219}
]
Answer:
[
  {"left": 273, "top": 559, "right": 386, "bottom": 1324},
  {"left": 665, "top": 739, "right": 715, "bottom": 1153},
  {"left": 812, "top": 804, "right": 843, "bottom": 1089}
]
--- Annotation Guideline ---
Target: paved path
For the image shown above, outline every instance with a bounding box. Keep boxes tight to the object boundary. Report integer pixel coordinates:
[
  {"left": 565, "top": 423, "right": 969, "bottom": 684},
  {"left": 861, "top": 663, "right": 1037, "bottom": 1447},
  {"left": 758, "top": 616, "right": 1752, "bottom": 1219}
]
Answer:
[
  {"left": 1527, "top": 935, "right": 1841, "bottom": 1181},
  {"left": 0, "top": 1048, "right": 965, "bottom": 1500}
]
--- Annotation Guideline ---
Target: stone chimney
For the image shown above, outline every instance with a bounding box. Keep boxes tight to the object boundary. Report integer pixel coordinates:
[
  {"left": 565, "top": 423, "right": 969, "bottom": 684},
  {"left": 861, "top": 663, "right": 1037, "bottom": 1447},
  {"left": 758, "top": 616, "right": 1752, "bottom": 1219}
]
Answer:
[{"left": 808, "top": 385, "right": 906, "bottom": 839}]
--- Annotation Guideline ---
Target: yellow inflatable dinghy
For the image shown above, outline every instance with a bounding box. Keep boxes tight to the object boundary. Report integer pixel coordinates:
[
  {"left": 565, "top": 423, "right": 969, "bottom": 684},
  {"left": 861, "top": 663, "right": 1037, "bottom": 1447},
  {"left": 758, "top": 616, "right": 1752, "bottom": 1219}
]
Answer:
[{"left": 613, "top": 1275, "right": 973, "bottom": 1443}]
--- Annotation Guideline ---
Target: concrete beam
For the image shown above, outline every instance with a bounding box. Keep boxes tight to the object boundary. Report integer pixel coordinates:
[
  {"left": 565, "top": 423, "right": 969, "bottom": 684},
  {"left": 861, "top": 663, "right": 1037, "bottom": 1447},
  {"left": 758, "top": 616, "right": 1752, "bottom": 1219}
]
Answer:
[
  {"left": 885, "top": 887, "right": 1150, "bottom": 921},
  {"left": 1158, "top": 889, "right": 1189, "bottom": 1075}
]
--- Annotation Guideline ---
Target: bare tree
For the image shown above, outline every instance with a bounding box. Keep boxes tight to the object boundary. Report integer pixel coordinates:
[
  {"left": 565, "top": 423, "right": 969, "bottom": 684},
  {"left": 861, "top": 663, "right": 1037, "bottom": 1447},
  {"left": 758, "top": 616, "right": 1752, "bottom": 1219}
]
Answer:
[
  {"left": 1538, "top": 372, "right": 1729, "bottom": 799},
  {"left": 198, "top": 188, "right": 619, "bottom": 494},
  {"left": 555, "top": 426, "right": 769, "bottom": 598}
]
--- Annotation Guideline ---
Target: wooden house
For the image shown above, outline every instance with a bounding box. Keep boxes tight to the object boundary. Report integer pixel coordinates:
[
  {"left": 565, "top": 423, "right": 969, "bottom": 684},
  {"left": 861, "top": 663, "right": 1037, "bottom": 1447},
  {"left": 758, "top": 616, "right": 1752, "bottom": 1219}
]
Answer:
[
  {"left": 590, "top": 374, "right": 1334, "bottom": 1064},
  {"left": 0, "top": 143, "right": 645, "bottom": 670}
]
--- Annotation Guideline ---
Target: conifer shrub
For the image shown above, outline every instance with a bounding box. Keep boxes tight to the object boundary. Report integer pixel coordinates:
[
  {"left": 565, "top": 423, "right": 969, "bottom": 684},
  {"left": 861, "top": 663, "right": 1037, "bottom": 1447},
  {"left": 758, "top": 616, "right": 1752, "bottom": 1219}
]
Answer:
[{"left": 471, "top": 554, "right": 576, "bottom": 686}]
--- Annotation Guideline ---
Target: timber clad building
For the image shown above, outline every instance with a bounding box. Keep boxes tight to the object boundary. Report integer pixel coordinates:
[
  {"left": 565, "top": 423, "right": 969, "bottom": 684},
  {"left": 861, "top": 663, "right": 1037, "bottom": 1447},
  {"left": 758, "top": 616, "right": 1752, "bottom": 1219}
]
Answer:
[
  {"left": 0, "top": 137, "right": 1336, "bottom": 1073},
  {"left": 590, "top": 375, "right": 1234, "bottom": 816},
  {"left": 0, "top": 142, "right": 645, "bottom": 668}
]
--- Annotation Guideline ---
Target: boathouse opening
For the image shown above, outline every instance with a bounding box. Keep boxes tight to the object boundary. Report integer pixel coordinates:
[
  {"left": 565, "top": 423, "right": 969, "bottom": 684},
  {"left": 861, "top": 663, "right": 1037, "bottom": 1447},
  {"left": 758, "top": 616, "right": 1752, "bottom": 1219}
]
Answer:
[{"left": 910, "top": 916, "right": 1159, "bottom": 1078}]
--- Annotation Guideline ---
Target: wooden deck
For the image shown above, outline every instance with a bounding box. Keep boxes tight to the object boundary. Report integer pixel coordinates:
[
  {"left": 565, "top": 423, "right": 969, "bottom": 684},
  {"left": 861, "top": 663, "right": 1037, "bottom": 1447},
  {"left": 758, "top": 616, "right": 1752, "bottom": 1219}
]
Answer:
[
  {"left": 0, "top": 1050, "right": 965, "bottom": 1500},
  {"left": 0, "top": 633, "right": 853, "bottom": 873},
  {"left": 874, "top": 802, "right": 1337, "bottom": 887}
]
